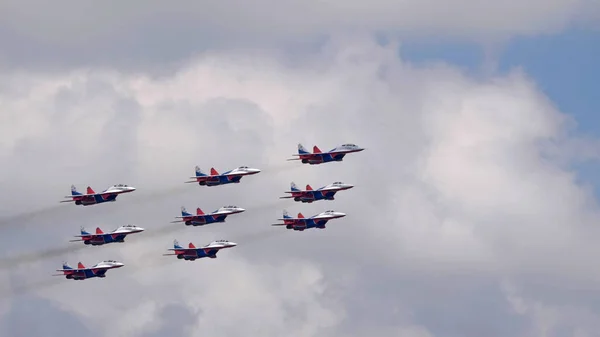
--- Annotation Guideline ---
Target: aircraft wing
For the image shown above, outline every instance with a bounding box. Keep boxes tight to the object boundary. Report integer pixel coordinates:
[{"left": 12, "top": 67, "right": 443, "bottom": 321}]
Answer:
[
  {"left": 184, "top": 176, "right": 212, "bottom": 183},
  {"left": 62, "top": 193, "right": 96, "bottom": 198},
  {"left": 54, "top": 267, "right": 86, "bottom": 272},
  {"left": 172, "top": 214, "right": 207, "bottom": 219},
  {"left": 163, "top": 247, "right": 195, "bottom": 256},
  {"left": 68, "top": 237, "right": 89, "bottom": 242}
]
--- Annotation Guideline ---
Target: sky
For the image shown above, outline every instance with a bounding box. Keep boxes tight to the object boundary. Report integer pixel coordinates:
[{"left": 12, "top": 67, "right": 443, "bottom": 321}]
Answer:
[{"left": 1, "top": 1, "right": 600, "bottom": 337}]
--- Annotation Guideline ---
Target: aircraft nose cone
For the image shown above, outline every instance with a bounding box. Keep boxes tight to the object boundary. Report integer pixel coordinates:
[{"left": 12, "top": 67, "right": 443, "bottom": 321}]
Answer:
[
  {"left": 337, "top": 212, "right": 346, "bottom": 217},
  {"left": 229, "top": 242, "right": 238, "bottom": 247},
  {"left": 237, "top": 208, "right": 245, "bottom": 212},
  {"left": 137, "top": 227, "right": 145, "bottom": 231},
  {"left": 116, "top": 262, "right": 124, "bottom": 267},
  {"left": 346, "top": 184, "right": 354, "bottom": 189}
]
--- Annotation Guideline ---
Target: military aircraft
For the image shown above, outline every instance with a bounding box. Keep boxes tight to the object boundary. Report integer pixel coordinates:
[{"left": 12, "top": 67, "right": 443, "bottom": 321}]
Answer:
[
  {"left": 185, "top": 165, "right": 261, "bottom": 186},
  {"left": 287, "top": 143, "right": 364, "bottom": 165},
  {"left": 280, "top": 181, "right": 354, "bottom": 203},
  {"left": 69, "top": 225, "right": 145, "bottom": 246},
  {"left": 171, "top": 206, "right": 246, "bottom": 226},
  {"left": 53, "top": 260, "right": 124, "bottom": 280},
  {"left": 271, "top": 209, "right": 346, "bottom": 231},
  {"left": 163, "top": 239, "right": 237, "bottom": 261},
  {"left": 60, "top": 184, "right": 136, "bottom": 206}
]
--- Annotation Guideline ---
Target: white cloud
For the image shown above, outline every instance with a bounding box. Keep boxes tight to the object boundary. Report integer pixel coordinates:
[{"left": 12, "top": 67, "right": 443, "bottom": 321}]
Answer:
[{"left": 1, "top": 35, "right": 600, "bottom": 336}]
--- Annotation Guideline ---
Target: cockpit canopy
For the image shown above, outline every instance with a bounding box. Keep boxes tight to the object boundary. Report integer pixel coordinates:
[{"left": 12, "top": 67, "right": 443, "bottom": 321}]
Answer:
[
  {"left": 215, "top": 240, "right": 229, "bottom": 243},
  {"left": 238, "top": 166, "right": 248, "bottom": 169},
  {"left": 341, "top": 143, "right": 357, "bottom": 147},
  {"left": 223, "top": 205, "right": 238, "bottom": 209},
  {"left": 332, "top": 181, "right": 343, "bottom": 185},
  {"left": 324, "top": 210, "right": 335, "bottom": 214},
  {"left": 114, "top": 184, "right": 129, "bottom": 188},
  {"left": 102, "top": 260, "right": 118, "bottom": 264}
]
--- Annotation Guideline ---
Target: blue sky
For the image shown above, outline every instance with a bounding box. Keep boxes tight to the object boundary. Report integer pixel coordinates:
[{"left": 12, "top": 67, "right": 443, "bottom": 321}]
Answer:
[
  {"left": 401, "top": 29, "right": 600, "bottom": 136},
  {"left": 400, "top": 29, "right": 600, "bottom": 193}
]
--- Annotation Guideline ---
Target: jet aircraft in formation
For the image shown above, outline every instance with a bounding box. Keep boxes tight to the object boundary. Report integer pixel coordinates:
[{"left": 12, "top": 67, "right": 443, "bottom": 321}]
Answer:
[
  {"left": 54, "top": 142, "right": 364, "bottom": 279},
  {"left": 60, "top": 184, "right": 136, "bottom": 206},
  {"left": 163, "top": 239, "right": 237, "bottom": 261},
  {"left": 185, "top": 165, "right": 261, "bottom": 186},
  {"left": 280, "top": 181, "right": 354, "bottom": 203},
  {"left": 171, "top": 206, "right": 246, "bottom": 226},
  {"left": 70, "top": 225, "right": 145, "bottom": 246},
  {"left": 53, "top": 260, "right": 124, "bottom": 280},
  {"left": 288, "top": 143, "right": 364, "bottom": 165},
  {"left": 271, "top": 210, "right": 346, "bottom": 231}
]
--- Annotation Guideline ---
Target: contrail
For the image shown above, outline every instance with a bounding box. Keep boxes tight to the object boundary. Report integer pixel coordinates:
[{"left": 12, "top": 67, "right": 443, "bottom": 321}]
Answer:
[
  {"left": 0, "top": 162, "right": 301, "bottom": 230},
  {"left": 0, "top": 161, "right": 304, "bottom": 297},
  {"left": 0, "top": 197, "right": 290, "bottom": 272},
  {"left": 0, "top": 244, "right": 88, "bottom": 270},
  {"left": 0, "top": 224, "right": 291, "bottom": 299}
]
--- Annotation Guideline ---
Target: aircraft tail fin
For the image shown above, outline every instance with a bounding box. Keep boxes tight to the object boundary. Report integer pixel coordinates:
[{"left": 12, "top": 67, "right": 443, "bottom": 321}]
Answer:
[
  {"left": 188, "top": 242, "right": 196, "bottom": 249},
  {"left": 210, "top": 168, "right": 219, "bottom": 175},
  {"left": 174, "top": 240, "right": 182, "bottom": 249},
  {"left": 196, "top": 207, "right": 204, "bottom": 215},
  {"left": 71, "top": 185, "right": 82, "bottom": 196},
  {"left": 306, "top": 184, "right": 313, "bottom": 191},
  {"left": 297, "top": 212, "right": 305, "bottom": 218},
  {"left": 283, "top": 210, "right": 291, "bottom": 219},
  {"left": 80, "top": 226, "right": 90, "bottom": 235},
  {"left": 290, "top": 182, "right": 300, "bottom": 191},
  {"left": 62, "top": 262, "right": 73, "bottom": 270},
  {"left": 298, "top": 143, "right": 309, "bottom": 154},
  {"left": 312, "top": 145, "right": 322, "bottom": 154},
  {"left": 86, "top": 186, "right": 95, "bottom": 194},
  {"left": 95, "top": 227, "right": 103, "bottom": 235},
  {"left": 77, "top": 262, "right": 85, "bottom": 269},
  {"left": 195, "top": 166, "right": 206, "bottom": 177},
  {"left": 181, "top": 206, "right": 192, "bottom": 216}
]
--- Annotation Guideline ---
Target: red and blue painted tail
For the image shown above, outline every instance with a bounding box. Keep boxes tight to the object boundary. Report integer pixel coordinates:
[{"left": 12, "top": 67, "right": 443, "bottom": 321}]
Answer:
[
  {"left": 290, "top": 182, "right": 300, "bottom": 192},
  {"left": 195, "top": 166, "right": 207, "bottom": 177},
  {"left": 181, "top": 206, "right": 192, "bottom": 217},
  {"left": 71, "top": 185, "right": 82, "bottom": 196},
  {"left": 298, "top": 144, "right": 310, "bottom": 155}
]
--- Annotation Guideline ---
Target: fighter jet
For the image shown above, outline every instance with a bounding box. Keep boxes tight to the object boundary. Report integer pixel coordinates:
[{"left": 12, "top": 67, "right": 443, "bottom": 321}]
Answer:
[
  {"left": 163, "top": 239, "right": 237, "bottom": 261},
  {"left": 271, "top": 209, "right": 346, "bottom": 231},
  {"left": 69, "top": 225, "right": 145, "bottom": 246},
  {"left": 53, "top": 260, "right": 124, "bottom": 280},
  {"left": 287, "top": 143, "right": 364, "bottom": 165},
  {"left": 185, "top": 165, "right": 261, "bottom": 186},
  {"left": 60, "top": 184, "right": 136, "bottom": 206},
  {"left": 171, "top": 206, "right": 245, "bottom": 226},
  {"left": 280, "top": 181, "right": 354, "bottom": 203}
]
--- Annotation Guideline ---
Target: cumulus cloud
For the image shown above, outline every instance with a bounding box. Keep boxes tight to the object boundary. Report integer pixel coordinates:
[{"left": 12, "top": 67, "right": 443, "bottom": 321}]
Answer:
[{"left": 1, "top": 35, "right": 600, "bottom": 336}]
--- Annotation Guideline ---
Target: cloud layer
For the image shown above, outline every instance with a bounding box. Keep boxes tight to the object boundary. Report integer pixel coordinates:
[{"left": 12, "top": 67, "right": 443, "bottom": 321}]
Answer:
[
  {"left": 1, "top": 0, "right": 599, "bottom": 69},
  {"left": 1, "top": 35, "right": 600, "bottom": 336}
]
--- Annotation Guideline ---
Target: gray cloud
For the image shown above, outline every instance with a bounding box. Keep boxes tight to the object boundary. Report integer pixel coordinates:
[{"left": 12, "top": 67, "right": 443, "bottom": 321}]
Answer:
[
  {"left": 1, "top": 36, "right": 600, "bottom": 336},
  {"left": 0, "top": 0, "right": 599, "bottom": 70}
]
